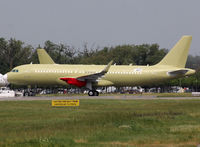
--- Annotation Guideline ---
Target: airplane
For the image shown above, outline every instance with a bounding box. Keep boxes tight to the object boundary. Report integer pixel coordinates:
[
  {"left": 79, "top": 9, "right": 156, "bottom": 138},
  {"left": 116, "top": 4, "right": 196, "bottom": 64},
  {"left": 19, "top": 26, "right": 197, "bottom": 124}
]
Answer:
[{"left": 0, "top": 36, "right": 195, "bottom": 96}]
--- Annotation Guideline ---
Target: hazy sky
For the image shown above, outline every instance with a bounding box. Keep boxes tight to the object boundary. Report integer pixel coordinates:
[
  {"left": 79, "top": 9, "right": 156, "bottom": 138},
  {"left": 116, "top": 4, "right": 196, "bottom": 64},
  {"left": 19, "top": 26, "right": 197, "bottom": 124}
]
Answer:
[{"left": 0, "top": 0, "right": 199, "bottom": 55}]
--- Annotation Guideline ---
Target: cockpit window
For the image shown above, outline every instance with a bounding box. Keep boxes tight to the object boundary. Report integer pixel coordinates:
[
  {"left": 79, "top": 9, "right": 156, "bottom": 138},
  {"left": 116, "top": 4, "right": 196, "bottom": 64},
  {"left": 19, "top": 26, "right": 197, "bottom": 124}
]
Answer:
[{"left": 12, "top": 69, "right": 19, "bottom": 72}]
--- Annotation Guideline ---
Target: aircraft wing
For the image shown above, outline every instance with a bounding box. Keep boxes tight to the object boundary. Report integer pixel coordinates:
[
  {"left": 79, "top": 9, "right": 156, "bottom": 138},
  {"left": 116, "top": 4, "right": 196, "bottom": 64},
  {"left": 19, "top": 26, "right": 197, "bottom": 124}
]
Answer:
[
  {"left": 77, "top": 60, "right": 113, "bottom": 81},
  {"left": 60, "top": 61, "right": 113, "bottom": 87}
]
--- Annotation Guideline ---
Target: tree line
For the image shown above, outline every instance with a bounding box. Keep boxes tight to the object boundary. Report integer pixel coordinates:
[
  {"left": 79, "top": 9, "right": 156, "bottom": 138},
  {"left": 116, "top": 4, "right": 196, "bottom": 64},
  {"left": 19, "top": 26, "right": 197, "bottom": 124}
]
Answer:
[{"left": 0, "top": 37, "right": 200, "bottom": 89}]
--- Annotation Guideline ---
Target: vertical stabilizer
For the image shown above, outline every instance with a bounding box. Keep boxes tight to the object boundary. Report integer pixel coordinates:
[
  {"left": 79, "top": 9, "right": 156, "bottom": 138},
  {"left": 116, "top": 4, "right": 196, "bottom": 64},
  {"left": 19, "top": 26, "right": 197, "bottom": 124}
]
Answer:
[
  {"left": 157, "top": 36, "right": 192, "bottom": 68},
  {"left": 37, "top": 49, "right": 55, "bottom": 64}
]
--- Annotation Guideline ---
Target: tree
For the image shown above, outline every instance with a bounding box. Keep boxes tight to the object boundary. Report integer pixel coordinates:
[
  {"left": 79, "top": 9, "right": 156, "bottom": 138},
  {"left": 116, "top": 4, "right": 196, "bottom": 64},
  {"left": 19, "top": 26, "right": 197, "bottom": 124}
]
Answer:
[
  {"left": 0, "top": 38, "right": 33, "bottom": 74},
  {"left": 0, "top": 38, "right": 9, "bottom": 74}
]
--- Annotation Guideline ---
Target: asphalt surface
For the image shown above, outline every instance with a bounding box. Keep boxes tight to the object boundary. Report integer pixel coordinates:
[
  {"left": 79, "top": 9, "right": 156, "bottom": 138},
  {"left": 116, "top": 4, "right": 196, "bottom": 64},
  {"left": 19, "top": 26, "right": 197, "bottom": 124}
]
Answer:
[{"left": 0, "top": 95, "right": 200, "bottom": 101}]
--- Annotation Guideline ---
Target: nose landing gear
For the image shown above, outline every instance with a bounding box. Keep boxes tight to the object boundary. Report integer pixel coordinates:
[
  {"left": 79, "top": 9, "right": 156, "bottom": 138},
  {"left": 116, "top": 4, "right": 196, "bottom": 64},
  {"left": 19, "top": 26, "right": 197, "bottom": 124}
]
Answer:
[{"left": 88, "top": 90, "right": 99, "bottom": 96}]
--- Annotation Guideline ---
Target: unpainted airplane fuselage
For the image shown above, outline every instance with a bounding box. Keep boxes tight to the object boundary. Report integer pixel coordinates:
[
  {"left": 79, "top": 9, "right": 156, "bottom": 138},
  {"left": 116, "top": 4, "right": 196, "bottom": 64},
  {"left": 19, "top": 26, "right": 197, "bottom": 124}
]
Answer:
[
  {"left": 7, "top": 64, "right": 195, "bottom": 87},
  {"left": 0, "top": 36, "right": 196, "bottom": 96}
]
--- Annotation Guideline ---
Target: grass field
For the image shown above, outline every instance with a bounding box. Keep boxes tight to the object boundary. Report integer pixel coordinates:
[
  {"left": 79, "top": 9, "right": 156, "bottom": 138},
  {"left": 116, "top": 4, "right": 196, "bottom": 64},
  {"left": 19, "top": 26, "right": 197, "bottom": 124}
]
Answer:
[{"left": 0, "top": 99, "right": 200, "bottom": 147}]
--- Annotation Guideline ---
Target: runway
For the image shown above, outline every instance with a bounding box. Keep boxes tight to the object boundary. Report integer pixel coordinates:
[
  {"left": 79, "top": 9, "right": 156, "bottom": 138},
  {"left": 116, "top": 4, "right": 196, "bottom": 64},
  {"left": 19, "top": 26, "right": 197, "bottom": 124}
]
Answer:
[{"left": 0, "top": 95, "right": 200, "bottom": 101}]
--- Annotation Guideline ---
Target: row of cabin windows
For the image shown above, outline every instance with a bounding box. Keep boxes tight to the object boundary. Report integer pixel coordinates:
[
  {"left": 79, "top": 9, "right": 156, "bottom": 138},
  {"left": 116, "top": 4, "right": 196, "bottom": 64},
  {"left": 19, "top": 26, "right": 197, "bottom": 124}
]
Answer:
[
  {"left": 34, "top": 70, "right": 142, "bottom": 74},
  {"left": 35, "top": 70, "right": 97, "bottom": 74}
]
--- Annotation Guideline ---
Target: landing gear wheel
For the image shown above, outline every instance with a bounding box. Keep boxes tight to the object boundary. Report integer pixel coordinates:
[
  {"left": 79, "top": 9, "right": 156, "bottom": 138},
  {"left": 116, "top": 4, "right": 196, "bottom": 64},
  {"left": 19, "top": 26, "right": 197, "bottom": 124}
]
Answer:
[
  {"left": 24, "top": 92, "right": 29, "bottom": 96},
  {"left": 94, "top": 91, "right": 99, "bottom": 96},
  {"left": 88, "top": 90, "right": 99, "bottom": 96},
  {"left": 88, "top": 90, "right": 94, "bottom": 96}
]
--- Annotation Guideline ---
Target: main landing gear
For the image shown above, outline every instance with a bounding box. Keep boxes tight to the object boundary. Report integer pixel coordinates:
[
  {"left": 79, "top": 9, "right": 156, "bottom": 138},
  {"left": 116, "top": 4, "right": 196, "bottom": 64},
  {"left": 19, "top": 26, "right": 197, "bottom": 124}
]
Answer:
[
  {"left": 88, "top": 90, "right": 99, "bottom": 96},
  {"left": 86, "top": 82, "right": 99, "bottom": 96}
]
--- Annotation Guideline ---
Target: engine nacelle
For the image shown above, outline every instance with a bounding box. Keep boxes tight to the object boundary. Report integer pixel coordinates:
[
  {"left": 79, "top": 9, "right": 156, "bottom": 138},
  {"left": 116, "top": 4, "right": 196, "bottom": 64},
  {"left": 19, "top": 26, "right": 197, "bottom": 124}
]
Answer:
[{"left": 60, "top": 77, "right": 86, "bottom": 87}]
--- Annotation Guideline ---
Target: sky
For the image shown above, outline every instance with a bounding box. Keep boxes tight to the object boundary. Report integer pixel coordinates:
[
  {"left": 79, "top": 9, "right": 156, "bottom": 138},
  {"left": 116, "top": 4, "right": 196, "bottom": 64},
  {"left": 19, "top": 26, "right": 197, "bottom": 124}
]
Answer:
[{"left": 0, "top": 0, "right": 199, "bottom": 55}]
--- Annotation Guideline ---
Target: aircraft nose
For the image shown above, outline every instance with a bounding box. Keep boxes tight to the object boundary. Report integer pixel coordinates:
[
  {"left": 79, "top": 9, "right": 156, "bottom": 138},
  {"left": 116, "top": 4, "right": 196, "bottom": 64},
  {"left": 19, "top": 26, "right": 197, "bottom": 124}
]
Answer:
[{"left": 0, "top": 74, "right": 9, "bottom": 86}]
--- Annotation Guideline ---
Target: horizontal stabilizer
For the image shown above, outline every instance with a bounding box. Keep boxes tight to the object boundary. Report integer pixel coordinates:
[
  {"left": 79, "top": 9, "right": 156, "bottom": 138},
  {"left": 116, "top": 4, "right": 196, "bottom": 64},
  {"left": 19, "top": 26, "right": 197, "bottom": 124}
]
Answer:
[{"left": 167, "top": 69, "right": 188, "bottom": 76}]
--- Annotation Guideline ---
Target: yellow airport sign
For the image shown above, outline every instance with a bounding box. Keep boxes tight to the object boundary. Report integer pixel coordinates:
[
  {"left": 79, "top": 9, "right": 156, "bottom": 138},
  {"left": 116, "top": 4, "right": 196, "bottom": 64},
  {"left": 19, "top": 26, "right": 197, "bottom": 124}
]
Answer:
[{"left": 52, "top": 100, "right": 79, "bottom": 106}]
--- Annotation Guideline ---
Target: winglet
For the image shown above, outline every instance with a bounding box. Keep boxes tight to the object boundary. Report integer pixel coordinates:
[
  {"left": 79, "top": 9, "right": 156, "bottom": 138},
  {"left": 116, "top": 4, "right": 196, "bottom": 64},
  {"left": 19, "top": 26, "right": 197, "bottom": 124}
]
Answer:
[
  {"left": 102, "top": 60, "right": 113, "bottom": 73},
  {"left": 37, "top": 49, "right": 55, "bottom": 64}
]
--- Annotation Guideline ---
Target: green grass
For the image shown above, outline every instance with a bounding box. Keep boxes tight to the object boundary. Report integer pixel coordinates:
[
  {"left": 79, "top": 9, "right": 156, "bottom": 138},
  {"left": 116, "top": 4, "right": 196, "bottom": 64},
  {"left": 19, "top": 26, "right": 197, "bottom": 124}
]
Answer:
[
  {"left": 156, "top": 93, "right": 192, "bottom": 97},
  {"left": 0, "top": 99, "right": 200, "bottom": 147}
]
